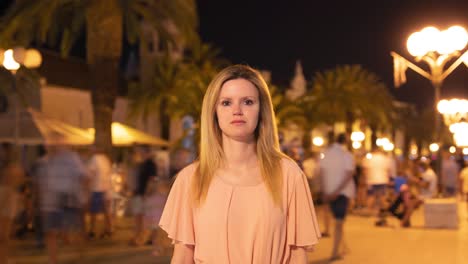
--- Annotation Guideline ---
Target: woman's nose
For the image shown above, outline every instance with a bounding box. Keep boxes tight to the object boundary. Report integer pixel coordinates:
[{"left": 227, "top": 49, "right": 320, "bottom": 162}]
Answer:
[{"left": 233, "top": 103, "right": 243, "bottom": 115}]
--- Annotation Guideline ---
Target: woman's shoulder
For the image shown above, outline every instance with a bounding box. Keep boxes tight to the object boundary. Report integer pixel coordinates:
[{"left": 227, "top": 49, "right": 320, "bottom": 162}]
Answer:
[
  {"left": 280, "top": 157, "right": 303, "bottom": 175},
  {"left": 174, "top": 162, "right": 199, "bottom": 183}
]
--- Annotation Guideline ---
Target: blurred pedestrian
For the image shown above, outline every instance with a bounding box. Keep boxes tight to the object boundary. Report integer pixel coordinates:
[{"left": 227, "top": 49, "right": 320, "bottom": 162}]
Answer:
[
  {"left": 459, "top": 160, "right": 468, "bottom": 211},
  {"left": 363, "top": 147, "right": 392, "bottom": 214},
  {"left": 320, "top": 133, "right": 355, "bottom": 261},
  {"left": 418, "top": 160, "right": 438, "bottom": 200},
  {"left": 87, "top": 146, "right": 113, "bottom": 239},
  {"left": 441, "top": 150, "right": 460, "bottom": 197},
  {"left": 30, "top": 145, "right": 48, "bottom": 248},
  {"left": 129, "top": 145, "right": 157, "bottom": 246},
  {"left": 0, "top": 143, "right": 25, "bottom": 263},
  {"left": 41, "top": 137, "right": 88, "bottom": 264},
  {"left": 303, "top": 150, "right": 321, "bottom": 199},
  {"left": 133, "top": 178, "right": 170, "bottom": 254}
]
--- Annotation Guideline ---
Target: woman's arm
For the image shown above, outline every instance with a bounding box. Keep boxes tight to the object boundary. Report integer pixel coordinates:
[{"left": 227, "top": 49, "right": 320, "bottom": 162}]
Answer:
[{"left": 171, "top": 243, "right": 195, "bottom": 264}]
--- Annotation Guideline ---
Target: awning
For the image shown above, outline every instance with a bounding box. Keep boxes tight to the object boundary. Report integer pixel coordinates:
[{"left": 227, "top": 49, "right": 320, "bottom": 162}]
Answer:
[
  {"left": 0, "top": 108, "right": 169, "bottom": 147},
  {"left": 0, "top": 108, "right": 94, "bottom": 145},
  {"left": 88, "top": 122, "right": 169, "bottom": 147}
]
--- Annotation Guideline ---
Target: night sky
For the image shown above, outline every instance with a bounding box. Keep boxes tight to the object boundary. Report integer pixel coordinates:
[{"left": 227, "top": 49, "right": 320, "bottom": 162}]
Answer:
[
  {"left": 196, "top": 0, "right": 468, "bottom": 110},
  {"left": 2, "top": 0, "right": 468, "bottom": 110}
]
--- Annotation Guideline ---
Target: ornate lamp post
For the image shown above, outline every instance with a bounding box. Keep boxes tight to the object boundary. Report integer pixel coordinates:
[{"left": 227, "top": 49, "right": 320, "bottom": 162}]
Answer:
[
  {"left": 391, "top": 26, "right": 468, "bottom": 142},
  {"left": 1, "top": 47, "right": 42, "bottom": 145},
  {"left": 437, "top": 98, "right": 468, "bottom": 147}
]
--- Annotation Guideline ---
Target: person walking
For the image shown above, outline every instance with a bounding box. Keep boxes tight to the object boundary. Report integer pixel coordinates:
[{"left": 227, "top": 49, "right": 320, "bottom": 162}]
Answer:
[
  {"left": 130, "top": 145, "right": 157, "bottom": 245},
  {"left": 320, "top": 133, "right": 355, "bottom": 261},
  {"left": 0, "top": 143, "right": 25, "bottom": 264},
  {"left": 87, "top": 146, "right": 113, "bottom": 239}
]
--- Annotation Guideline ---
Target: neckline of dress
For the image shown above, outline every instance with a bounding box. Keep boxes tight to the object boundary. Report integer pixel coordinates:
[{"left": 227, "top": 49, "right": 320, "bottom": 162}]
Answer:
[{"left": 215, "top": 175, "right": 264, "bottom": 187}]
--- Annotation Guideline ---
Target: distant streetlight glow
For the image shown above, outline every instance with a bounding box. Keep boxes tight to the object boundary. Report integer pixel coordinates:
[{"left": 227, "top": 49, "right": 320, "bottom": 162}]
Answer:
[
  {"left": 437, "top": 98, "right": 468, "bottom": 128},
  {"left": 437, "top": 98, "right": 468, "bottom": 147},
  {"left": 429, "top": 143, "right": 439, "bottom": 152},
  {"left": 449, "top": 146, "right": 456, "bottom": 153},
  {"left": 383, "top": 142, "right": 394, "bottom": 152},
  {"left": 2, "top": 49, "right": 20, "bottom": 71},
  {"left": 351, "top": 131, "right": 365, "bottom": 142},
  {"left": 312, "top": 136, "right": 324, "bottom": 147},
  {"left": 376, "top": 137, "right": 390, "bottom": 147},
  {"left": 453, "top": 131, "right": 468, "bottom": 147},
  {"left": 352, "top": 141, "right": 362, "bottom": 149}
]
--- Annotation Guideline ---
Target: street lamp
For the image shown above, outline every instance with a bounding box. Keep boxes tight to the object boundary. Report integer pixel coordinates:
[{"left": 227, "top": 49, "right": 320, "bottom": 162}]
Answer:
[
  {"left": 351, "top": 131, "right": 365, "bottom": 150},
  {"left": 391, "top": 25, "right": 468, "bottom": 140},
  {"left": 437, "top": 98, "right": 468, "bottom": 147},
  {"left": 1, "top": 47, "right": 42, "bottom": 145}
]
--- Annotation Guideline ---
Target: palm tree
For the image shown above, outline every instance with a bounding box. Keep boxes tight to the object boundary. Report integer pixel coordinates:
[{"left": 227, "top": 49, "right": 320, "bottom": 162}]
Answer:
[
  {"left": 128, "top": 51, "right": 182, "bottom": 140},
  {"left": 0, "top": 0, "right": 197, "bottom": 154},
  {"left": 128, "top": 36, "right": 226, "bottom": 145},
  {"left": 269, "top": 84, "right": 307, "bottom": 130},
  {"left": 308, "top": 65, "right": 394, "bottom": 146}
]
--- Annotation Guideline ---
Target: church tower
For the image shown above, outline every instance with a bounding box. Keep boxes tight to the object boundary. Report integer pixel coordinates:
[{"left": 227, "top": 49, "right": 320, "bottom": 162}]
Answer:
[{"left": 286, "top": 60, "right": 306, "bottom": 101}]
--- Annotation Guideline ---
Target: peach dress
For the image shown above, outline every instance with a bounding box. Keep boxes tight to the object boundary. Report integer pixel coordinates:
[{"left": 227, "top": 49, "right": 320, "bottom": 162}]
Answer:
[{"left": 160, "top": 158, "right": 321, "bottom": 263}]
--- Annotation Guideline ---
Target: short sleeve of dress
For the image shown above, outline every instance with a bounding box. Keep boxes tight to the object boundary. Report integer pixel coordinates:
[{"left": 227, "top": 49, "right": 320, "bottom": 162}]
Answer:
[
  {"left": 159, "top": 165, "right": 196, "bottom": 245},
  {"left": 286, "top": 162, "right": 321, "bottom": 250}
]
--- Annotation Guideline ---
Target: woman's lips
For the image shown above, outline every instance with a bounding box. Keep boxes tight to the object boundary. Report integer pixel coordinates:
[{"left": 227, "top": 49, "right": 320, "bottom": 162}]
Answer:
[{"left": 230, "top": 120, "right": 246, "bottom": 124}]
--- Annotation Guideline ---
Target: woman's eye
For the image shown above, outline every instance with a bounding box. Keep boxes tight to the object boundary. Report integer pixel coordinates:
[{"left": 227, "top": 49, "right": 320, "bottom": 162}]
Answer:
[
  {"left": 244, "top": 99, "right": 254, "bottom": 105},
  {"left": 221, "top": 100, "right": 231, "bottom": 106}
]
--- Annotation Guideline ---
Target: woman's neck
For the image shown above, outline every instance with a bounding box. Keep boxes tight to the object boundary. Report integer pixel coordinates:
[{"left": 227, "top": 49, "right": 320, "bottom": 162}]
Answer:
[{"left": 222, "top": 137, "right": 258, "bottom": 170}]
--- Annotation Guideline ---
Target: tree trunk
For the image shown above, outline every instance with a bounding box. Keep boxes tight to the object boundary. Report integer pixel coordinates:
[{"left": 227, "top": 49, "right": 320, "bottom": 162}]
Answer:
[
  {"left": 86, "top": 0, "right": 122, "bottom": 156},
  {"left": 327, "top": 125, "right": 335, "bottom": 147},
  {"left": 403, "top": 129, "right": 410, "bottom": 159},
  {"left": 370, "top": 124, "right": 378, "bottom": 150},
  {"left": 345, "top": 111, "right": 354, "bottom": 149},
  {"left": 90, "top": 57, "right": 118, "bottom": 156},
  {"left": 160, "top": 98, "right": 171, "bottom": 141}
]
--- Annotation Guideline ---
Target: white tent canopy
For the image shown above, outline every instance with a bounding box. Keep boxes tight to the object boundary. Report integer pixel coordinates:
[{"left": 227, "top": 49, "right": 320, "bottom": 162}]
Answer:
[
  {"left": 0, "top": 108, "right": 94, "bottom": 145},
  {"left": 87, "top": 122, "right": 169, "bottom": 147},
  {"left": 0, "top": 108, "right": 169, "bottom": 147}
]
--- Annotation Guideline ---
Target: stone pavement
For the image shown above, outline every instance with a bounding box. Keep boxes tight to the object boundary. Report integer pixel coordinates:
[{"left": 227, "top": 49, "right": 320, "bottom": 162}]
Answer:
[
  {"left": 10, "top": 202, "right": 468, "bottom": 264},
  {"left": 308, "top": 201, "right": 468, "bottom": 264}
]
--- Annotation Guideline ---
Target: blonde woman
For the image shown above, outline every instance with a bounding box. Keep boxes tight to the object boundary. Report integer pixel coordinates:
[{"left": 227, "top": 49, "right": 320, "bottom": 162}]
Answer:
[{"left": 160, "top": 65, "right": 321, "bottom": 263}]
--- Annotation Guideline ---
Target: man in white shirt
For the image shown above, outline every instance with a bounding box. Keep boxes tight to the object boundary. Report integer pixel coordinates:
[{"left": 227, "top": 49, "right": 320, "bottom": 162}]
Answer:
[
  {"left": 419, "top": 161, "right": 438, "bottom": 199},
  {"left": 87, "top": 146, "right": 113, "bottom": 239},
  {"left": 320, "top": 133, "right": 355, "bottom": 261},
  {"left": 363, "top": 148, "right": 392, "bottom": 214}
]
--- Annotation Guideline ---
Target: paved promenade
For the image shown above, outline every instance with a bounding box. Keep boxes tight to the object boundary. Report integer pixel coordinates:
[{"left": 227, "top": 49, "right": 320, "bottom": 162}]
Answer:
[{"left": 10, "top": 202, "right": 468, "bottom": 264}]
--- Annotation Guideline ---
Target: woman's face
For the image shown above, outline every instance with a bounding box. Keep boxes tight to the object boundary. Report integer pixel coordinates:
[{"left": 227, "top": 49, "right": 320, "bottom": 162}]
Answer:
[{"left": 216, "top": 78, "right": 260, "bottom": 142}]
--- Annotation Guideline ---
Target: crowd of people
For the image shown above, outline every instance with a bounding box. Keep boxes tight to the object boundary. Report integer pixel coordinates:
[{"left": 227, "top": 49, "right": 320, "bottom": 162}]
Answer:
[
  {"left": 0, "top": 140, "right": 175, "bottom": 264},
  {"left": 1, "top": 64, "right": 468, "bottom": 264},
  {"left": 283, "top": 133, "right": 467, "bottom": 262},
  {"left": 283, "top": 134, "right": 468, "bottom": 260}
]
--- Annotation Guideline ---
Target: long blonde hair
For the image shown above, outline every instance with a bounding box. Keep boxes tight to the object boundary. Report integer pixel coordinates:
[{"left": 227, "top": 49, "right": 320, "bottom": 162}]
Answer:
[{"left": 192, "top": 64, "right": 286, "bottom": 206}]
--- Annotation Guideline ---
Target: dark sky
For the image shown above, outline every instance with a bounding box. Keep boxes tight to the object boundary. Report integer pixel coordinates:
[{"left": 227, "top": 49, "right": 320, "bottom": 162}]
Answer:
[
  {"left": 1, "top": 0, "right": 467, "bottom": 110},
  {"left": 196, "top": 0, "right": 468, "bottom": 109}
]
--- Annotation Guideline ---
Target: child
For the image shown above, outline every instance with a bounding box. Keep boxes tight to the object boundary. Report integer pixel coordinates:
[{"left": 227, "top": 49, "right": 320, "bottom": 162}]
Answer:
[{"left": 134, "top": 178, "right": 170, "bottom": 255}]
